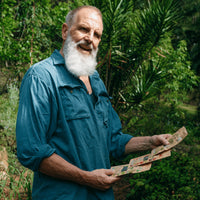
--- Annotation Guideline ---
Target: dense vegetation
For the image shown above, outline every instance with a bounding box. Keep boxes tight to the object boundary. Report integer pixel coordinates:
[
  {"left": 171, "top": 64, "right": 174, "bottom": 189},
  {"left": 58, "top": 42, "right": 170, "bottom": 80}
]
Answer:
[{"left": 0, "top": 0, "right": 199, "bottom": 199}]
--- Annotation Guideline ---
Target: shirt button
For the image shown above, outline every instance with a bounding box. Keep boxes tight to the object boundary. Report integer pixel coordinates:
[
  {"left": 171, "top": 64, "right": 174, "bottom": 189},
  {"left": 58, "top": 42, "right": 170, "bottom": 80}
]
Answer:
[{"left": 70, "top": 90, "right": 73, "bottom": 93}]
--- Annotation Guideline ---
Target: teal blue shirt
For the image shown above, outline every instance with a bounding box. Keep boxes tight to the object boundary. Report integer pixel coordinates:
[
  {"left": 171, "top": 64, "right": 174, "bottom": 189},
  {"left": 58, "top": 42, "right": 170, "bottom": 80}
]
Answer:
[{"left": 16, "top": 50, "right": 132, "bottom": 200}]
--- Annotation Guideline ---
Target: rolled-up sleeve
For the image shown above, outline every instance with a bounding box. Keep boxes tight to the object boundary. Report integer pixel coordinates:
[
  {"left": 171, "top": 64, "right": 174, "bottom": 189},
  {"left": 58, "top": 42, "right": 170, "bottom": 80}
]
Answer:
[
  {"left": 109, "top": 107, "right": 133, "bottom": 159},
  {"left": 16, "top": 74, "right": 56, "bottom": 171}
]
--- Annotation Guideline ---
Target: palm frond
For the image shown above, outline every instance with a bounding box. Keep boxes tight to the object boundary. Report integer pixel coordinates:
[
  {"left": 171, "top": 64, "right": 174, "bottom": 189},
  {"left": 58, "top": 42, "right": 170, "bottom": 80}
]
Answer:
[{"left": 128, "top": 0, "right": 180, "bottom": 64}]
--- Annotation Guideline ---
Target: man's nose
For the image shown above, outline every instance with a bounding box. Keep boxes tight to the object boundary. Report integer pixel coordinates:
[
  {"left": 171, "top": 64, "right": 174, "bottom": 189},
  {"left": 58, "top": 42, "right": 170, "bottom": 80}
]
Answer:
[{"left": 85, "top": 32, "right": 93, "bottom": 43}]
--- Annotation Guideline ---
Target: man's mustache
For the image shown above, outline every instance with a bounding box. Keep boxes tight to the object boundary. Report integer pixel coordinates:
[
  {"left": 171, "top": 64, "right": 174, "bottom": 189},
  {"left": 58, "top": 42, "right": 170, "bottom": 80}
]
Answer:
[{"left": 76, "top": 40, "right": 93, "bottom": 50}]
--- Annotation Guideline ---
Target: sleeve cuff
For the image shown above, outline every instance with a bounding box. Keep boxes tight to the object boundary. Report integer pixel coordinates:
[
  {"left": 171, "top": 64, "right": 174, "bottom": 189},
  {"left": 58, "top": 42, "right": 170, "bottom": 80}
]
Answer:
[
  {"left": 17, "top": 144, "right": 56, "bottom": 172},
  {"left": 111, "top": 133, "right": 133, "bottom": 159}
]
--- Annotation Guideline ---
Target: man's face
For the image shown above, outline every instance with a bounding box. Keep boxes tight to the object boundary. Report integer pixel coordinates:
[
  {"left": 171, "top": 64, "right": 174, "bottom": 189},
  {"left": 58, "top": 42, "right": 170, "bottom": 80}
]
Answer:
[{"left": 69, "top": 8, "right": 103, "bottom": 55}]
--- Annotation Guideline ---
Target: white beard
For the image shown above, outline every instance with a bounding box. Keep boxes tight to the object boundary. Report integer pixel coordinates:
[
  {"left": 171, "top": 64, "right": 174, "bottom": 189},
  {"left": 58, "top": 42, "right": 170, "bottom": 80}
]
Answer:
[{"left": 63, "top": 34, "right": 98, "bottom": 77}]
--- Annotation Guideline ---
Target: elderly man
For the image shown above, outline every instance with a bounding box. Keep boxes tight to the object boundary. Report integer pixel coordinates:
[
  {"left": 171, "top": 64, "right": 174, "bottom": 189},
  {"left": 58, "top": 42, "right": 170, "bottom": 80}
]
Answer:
[{"left": 16, "top": 5, "right": 170, "bottom": 200}]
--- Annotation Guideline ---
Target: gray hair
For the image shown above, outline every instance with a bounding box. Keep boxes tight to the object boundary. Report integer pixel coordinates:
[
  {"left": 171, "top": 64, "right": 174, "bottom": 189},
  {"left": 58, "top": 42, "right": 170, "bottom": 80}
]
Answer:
[{"left": 65, "top": 5, "right": 103, "bottom": 27}]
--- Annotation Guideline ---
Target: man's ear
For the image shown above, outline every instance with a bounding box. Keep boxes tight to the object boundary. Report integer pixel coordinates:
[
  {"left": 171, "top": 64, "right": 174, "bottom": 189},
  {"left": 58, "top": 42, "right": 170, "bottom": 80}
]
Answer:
[{"left": 62, "top": 23, "right": 69, "bottom": 40}]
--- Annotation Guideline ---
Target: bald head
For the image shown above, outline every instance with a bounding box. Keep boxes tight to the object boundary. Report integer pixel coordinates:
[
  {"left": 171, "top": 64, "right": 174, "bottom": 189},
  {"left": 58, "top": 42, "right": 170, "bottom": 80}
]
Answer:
[{"left": 65, "top": 6, "right": 103, "bottom": 28}]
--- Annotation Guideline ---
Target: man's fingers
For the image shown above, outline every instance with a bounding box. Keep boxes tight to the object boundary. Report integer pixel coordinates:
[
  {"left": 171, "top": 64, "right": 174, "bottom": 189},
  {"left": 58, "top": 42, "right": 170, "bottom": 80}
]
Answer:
[
  {"left": 105, "top": 173, "right": 121, "bottom": 186},
  {"left": 104, "top": 169, "right": 114, "bottom": 176},
  {"left": 161, "top": 134, "right": 172, "bottom": 145},
  {"left": 151, "top": 134, "right": 172, "bottom": 147},
  {"left": 101, "top": 169, "right": 120, "bottom": 182},
  {"left": 91, "top": 169, "right": 121, "bottom": 190},
  {"left": 166, "top": 134, "right": 172, "bottom": 140},
  {"left": 160, "top": 135, "right": 169, "bottom": 145}
]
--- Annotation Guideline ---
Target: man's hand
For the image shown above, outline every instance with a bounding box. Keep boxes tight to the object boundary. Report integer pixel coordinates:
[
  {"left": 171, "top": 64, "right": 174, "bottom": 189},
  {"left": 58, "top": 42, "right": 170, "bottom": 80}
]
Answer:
[
  {"left": 125, "top": 134, "right": 172, "bottom": 154},
  {"left": 84, "top": 169, "right": 121, "bottom": 191},
  {"left": 150, "top": 134, "right": 172, "bottom": 149},
  {"left": 39, "top": 154, "right": 120, "bottom": 191}
]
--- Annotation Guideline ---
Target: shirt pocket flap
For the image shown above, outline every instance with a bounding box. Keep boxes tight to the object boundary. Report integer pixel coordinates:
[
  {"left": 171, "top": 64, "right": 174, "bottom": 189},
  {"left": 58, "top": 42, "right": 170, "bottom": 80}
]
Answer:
[{"left": 59, "top": 86, "right": 90, "bottom": 121}]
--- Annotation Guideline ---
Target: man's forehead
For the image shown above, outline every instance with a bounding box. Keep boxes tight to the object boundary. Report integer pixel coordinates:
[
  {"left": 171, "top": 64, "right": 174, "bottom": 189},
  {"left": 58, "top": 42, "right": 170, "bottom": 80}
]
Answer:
[{"left": 73, "top": 8, "right": 103, "bottom": 28}]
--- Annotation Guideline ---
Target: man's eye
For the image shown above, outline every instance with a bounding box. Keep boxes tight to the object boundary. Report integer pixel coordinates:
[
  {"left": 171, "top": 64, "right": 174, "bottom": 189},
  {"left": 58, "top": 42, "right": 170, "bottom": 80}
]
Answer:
[
  {"left": 94, "top": 33, "right": 101, "bottom": 39},
  {"left": 80, "top": 27, "right": 88, "bottom": 32}
]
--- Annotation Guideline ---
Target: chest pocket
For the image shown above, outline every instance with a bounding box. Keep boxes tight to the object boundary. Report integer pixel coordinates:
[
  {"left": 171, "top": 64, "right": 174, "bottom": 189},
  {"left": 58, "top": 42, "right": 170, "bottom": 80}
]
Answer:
[{"left": 59, "top": 86, "right": 90, "bottom": 121}]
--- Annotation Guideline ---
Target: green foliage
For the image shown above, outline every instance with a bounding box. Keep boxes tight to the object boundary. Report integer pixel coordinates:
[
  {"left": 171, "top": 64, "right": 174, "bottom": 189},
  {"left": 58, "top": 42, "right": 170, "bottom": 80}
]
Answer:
[
  {"left": 121, "top": 61, "right": 165, "bottom": 106},
  {"left": 0, "top": 158, "right": 33, "bottom": 199},
  {"left": 0, "top": 82, "right": 33, "bottom": 199},
  {"left": 127, "top": 152, "right": 200, "bottom": 200},
  {"left": 0, "top": 0, "right": 17, "bottom": 64},
  {"left": 128, "top": 0, "right": 180, "bottom": 62},
  {"left": 159, "top": 40, "right": 199, "bottom": 99},
  {"left": 173, "top": 0, "right": 200, "bottom": 74},
  {"left": 118, "top": 95, "right": 200, "bottom": 200},
  {"left": 119, "top": 37, "right": 199, "bottom": 112},
  {"left": 0, "top": 81, "right": 19, "bottom": 140},
  {"left": 0, "top": 0, "right": 73, "bottom": 77},
  {"left": 121, "top": 94, "right": 199, "bottom": 137}
]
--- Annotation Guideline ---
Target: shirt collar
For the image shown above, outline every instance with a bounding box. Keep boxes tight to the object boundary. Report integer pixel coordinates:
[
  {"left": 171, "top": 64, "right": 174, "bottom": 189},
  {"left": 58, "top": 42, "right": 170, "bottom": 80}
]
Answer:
[
  {"left": 50, "top": 50, "right": 80, "bottom": 88},
  {"left": 51, "top": 49, "right": 65, "bottom": 65}
]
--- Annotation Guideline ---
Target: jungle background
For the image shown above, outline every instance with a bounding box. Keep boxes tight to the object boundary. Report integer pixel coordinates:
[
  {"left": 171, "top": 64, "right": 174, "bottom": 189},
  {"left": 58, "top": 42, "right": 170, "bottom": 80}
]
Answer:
[{"left": 0, "top": 0, "right": 200, "bottom": 199}]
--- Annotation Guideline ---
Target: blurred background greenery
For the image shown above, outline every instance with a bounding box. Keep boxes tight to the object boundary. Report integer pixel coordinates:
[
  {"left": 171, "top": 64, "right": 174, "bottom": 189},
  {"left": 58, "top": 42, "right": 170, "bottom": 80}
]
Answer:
[{"left": 0, "top": 0, "right": 199, "bottom": 199}]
